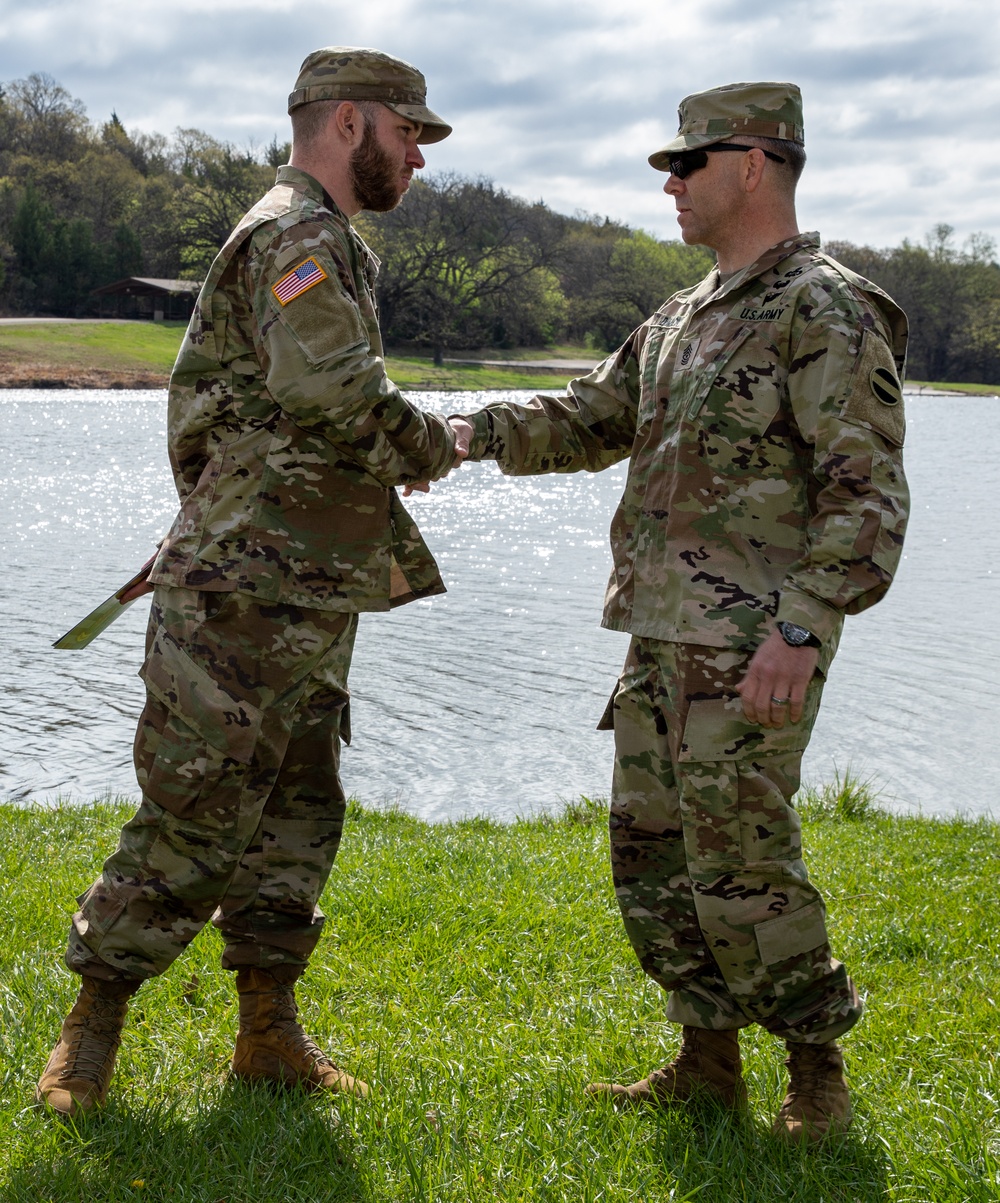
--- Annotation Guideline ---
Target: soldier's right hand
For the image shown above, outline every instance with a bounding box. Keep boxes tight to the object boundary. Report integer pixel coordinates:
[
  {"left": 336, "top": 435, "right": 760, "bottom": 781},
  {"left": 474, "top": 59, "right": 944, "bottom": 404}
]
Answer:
[{"left": 402, "top": 418, "right": 472, "bottom": 496}]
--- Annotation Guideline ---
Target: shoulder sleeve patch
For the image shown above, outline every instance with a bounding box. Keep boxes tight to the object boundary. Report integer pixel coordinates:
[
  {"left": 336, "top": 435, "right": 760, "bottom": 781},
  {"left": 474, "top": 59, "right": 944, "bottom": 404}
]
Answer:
[
  {"left": 870, "top": 365, "right": 902, "bottom": 407},
  {"left": 272, "top": 253, "right": 368, "bottom": 366},
  {"left": 271, "top": 257, "right": 328, "bottom": 306},
  {"left": 840, "top": 328, "right": 906, "bottom": 447}
]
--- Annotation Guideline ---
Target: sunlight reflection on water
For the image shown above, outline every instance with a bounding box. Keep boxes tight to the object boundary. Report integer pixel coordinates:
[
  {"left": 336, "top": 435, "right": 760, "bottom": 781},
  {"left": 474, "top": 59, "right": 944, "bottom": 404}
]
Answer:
[{"left": 1, "top": 388, "right": 997, "bottom": 820}]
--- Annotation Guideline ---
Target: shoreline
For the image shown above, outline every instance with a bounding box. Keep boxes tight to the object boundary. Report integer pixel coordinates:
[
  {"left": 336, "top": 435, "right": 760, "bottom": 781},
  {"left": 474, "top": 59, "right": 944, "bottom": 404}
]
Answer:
[
  {"left": 2, "top": 367, "right": 993, "bottom": 396},
  {"left": 0, "top": 316, "right": 995, "bottom": 394},
  {"left": 0, "top": 367, "right": 171, "bottom": 389}
]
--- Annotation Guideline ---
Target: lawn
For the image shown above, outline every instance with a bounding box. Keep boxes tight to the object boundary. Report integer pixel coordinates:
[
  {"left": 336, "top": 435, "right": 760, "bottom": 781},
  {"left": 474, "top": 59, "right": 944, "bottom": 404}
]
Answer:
[
  {"left": 1, "top": 784, "right": 998, "bottom": 1202},
  {"left": 0, "top": 322, "right": 585, "bottom": 391},
  {"left": 3, "top": 321, "right": 998, "bottom": 396},
  {"left": 0, "top": 321, "right": 187, "bottom": 386}
]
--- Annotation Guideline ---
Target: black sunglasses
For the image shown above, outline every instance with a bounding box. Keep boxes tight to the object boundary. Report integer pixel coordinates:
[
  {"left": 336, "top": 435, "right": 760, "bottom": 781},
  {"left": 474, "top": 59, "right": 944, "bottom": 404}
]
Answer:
[{"left": 668, "top": 142, "right": 786, "bottom": 180}]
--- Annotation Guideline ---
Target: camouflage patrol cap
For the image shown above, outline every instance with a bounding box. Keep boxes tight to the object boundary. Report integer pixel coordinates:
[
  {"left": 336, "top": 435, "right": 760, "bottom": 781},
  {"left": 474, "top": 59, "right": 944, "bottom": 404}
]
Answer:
[
  {"left": 288, "top": 46, "right": 452, "bottom": 144},
  {"left": 648, "top": 81, "right": 803, "bottom": 171}
]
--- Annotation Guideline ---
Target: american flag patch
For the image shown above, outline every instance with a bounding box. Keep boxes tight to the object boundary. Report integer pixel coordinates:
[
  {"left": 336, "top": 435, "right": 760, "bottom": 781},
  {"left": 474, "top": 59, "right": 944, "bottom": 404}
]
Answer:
[{"left": 272, "top": 257, "right": 327, "bottom": 305}]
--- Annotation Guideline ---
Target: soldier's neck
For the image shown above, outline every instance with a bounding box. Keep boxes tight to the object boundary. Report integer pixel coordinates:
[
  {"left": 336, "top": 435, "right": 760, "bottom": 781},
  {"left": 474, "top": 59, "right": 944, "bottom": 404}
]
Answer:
[
  {"left": 289, "top": 151, "right": 362, "bottom": 218},
  {"left": 714, "top": 208, "right": 799, "bottom": 275}
]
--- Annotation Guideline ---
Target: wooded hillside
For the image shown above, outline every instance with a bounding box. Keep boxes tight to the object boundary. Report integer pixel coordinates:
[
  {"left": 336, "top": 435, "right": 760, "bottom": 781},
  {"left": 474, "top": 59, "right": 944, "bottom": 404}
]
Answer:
[{"left": 2, "top": 72, "right": 998, "bottom": 381}]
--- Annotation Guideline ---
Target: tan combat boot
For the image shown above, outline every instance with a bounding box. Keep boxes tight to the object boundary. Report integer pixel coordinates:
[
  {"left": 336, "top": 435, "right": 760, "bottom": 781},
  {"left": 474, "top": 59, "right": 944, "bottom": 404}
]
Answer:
[
  {"left": 36, "top": 976, "right": 141, "bottom": 1117},
  {"left": 585, "top": 1026, "right": 747, "bottom": 1109},
  {"left": 232, "top": 966, "right": 369, "bottom": 1097},
  {"left": 772, "top": 1040, "right": 852, "bottom": 1143}
]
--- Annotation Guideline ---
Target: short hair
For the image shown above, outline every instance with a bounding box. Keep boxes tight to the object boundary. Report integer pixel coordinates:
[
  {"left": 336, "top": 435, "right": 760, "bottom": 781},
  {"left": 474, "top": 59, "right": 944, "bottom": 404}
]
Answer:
[
  {"left": 732, "top": 135, "right": 807, "bottom": 188},
  {"left": 290, "top": 98, "right": 383, "bottom": 151}
]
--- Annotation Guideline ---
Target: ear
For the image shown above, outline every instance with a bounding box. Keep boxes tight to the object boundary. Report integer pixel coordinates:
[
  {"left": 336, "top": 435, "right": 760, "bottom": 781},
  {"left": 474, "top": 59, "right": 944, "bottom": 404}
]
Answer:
[
  {"left": 743, "top": 148, "right": 768, "bottom": 194},
  {"left": 333, "top": 101, "right": 365, "bottom": 146}
]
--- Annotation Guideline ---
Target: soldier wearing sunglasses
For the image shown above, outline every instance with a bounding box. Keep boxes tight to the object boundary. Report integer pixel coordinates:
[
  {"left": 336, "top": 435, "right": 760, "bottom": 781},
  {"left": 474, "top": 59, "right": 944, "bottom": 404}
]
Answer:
[{"left": 452, "top": 82, "right": 909, "bottom": 1141}]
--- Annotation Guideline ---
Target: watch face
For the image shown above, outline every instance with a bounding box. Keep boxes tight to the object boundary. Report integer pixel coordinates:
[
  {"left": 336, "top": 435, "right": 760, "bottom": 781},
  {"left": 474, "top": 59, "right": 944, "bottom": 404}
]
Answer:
[{"left": 781, "top": 622, "right": 812, "bottom": 646}]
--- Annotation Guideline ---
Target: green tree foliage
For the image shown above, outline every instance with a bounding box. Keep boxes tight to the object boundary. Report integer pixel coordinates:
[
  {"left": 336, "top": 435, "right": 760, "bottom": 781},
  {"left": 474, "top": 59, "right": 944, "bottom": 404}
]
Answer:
[
  {"left": 171, "top": 130, "right": 273, "bottom": 274},
  {"left": 359, "top": 175, "right": 567, "bottom": 363},
  {"left": 0, "top": 73, "right": 272, "bottom": 312},
  {"left": 825, "top": 225, "right": 1000, "bottom": 384},
  {"left": 563, "top": 225, "right": 714, "bottom": 349},
  {"left": 3, "top": 72, "right": 1000, "bottom": 382},
  {"left": 360, "top": 178, "right": 712, "bottom": 360}
]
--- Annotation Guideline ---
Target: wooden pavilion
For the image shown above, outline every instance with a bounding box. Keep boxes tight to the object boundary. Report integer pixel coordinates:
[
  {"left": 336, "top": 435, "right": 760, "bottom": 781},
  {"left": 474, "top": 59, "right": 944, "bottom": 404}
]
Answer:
[{"left": 91, "top": 277, "right": 202, "bottom": 321}]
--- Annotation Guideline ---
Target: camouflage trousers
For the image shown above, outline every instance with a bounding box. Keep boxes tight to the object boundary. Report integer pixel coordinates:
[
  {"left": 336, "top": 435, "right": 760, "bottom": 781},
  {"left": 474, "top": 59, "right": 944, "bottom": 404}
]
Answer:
[
  {"left": 67, "top": 586, "right": 357, "bottom": 982},
  {"left": 608, "top": 637, "right": 861, "bottom": 1044}
]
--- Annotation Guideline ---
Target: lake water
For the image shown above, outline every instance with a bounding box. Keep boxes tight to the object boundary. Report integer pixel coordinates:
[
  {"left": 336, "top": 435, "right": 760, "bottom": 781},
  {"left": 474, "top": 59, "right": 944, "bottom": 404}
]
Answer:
[{"left": 1, "top": 388, "right": 998, "bottom": 821}]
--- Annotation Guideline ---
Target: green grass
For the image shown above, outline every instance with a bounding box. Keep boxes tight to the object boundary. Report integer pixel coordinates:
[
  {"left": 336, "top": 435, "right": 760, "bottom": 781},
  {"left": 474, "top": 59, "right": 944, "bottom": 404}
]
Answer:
[
  {"left": 5, "top": 321, "right": 997, "bottom": 395},
  {"left": 2, "top": 793, "right": 999, "bottom": 1201},
  {"left": 0, "top": 322, "right": 583, "bottom": 390},
  {"left": 385, "top": 355, "right": 578, "bottom": 391},
  {"left": 905, "top": 379, "right": 1000, "bottom": 395},
  {"left": 0, "top": 321, "right": 188, "bottom": 379}
]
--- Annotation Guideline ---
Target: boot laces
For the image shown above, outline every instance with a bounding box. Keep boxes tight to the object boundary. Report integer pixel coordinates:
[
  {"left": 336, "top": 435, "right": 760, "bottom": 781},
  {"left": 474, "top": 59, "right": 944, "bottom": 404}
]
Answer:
[
  {"left": 262, "top": 985, "right": 333, "bottom": 1069},
  {"left": 788, "top": 1045, "right": 836, "bottom": 1099},
  {"left": 61, "top": 999, "right": 126, "bottom": 1081},
  {"left": 273, "top": 1018, "right": 332, "bottom": 1068}
]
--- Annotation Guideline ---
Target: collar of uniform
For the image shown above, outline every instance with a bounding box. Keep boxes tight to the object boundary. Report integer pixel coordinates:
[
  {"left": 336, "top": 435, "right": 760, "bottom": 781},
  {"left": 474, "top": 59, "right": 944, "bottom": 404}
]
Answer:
[
  {"left": 274, "top": 165, "right": 350, "bottom": 223},
  {"left": 693, "top": 231, "right": 821, "bottom": 311},
  {"left": 352, "top": 228, "right": 382, "bottom": 278}
]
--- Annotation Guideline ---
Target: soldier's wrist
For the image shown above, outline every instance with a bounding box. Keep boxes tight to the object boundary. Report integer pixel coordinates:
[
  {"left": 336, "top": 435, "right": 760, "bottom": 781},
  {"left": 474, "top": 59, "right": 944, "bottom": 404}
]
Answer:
[{"left": 777, "top": 621, "right": 821, "bottom": 649}]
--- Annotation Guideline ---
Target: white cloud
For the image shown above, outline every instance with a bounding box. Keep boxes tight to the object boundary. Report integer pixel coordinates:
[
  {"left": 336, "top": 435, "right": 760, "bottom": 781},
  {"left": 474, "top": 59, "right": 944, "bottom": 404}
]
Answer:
[{"left": 2, "top": 0, "right": 999, "bottom": 250}]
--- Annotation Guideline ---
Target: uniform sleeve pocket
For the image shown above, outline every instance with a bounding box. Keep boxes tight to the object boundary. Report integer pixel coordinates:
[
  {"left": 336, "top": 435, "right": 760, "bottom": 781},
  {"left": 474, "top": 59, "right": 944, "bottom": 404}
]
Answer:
[
  {"left": 755, "top": 899, "right": 828, "bottom": 966},
  {"left": 870, "top": 447, "right": 908, "bottom": 573},
  {"left": 268, "top": 252, "right": 368, "bottom": 366},
  {"left": 139, "top": 625, "right": 262, "bottom": 764},
  {"left": 840, "top": 328, "right": 905, "bottom": 447}
]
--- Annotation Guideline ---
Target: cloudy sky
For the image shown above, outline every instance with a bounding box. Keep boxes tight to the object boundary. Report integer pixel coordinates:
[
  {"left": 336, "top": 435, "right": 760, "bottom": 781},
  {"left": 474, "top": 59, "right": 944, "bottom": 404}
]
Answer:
[{"left": 3, "top": 0, "right": 999, "bottom": 253}]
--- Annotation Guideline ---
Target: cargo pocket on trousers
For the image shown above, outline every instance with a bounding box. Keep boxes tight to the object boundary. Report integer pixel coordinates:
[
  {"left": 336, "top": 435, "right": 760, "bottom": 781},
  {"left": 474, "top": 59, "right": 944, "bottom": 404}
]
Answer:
[
  {"left": 74, "top": 878, "right": 127, "bottom": 944},
  {"left": 138, "top": 625, "right": 264, "bottom": 819},
  {"left": 755, "top": 899, "right": 832, "bottom": 1021},
  {"left": 678, "top": 695, "right": 814, "bottom": 763}
]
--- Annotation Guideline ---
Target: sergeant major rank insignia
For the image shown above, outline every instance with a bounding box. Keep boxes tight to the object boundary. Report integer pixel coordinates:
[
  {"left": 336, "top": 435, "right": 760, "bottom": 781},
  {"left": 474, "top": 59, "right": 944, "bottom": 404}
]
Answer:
[{"left": 272, "top": 257, "right": 328, "bottom": 305}]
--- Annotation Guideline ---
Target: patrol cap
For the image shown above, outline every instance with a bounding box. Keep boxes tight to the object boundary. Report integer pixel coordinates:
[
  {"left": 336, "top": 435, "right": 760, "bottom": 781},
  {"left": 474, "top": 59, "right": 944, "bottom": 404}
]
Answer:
[
  {"left": 648, "top": 81, "right": 803, "bottom": 171},
  {"left": 288, "top": 46, "right": 452, "bottom": 144}
]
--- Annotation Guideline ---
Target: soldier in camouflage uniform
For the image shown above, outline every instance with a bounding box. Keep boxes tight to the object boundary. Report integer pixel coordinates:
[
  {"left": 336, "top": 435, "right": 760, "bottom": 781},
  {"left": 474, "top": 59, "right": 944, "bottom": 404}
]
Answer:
[
  {"left": 451, "top": 82, "right": 908, "bottom": 1141},
  {"left": 37, "top": 46, "right": 465, "bottom": 1118}
]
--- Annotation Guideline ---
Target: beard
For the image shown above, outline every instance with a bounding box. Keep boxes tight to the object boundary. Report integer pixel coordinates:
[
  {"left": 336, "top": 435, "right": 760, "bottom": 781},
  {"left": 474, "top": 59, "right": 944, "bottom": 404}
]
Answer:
[{"left": 349, "top": 121, "right": 405, "bottom": 213}]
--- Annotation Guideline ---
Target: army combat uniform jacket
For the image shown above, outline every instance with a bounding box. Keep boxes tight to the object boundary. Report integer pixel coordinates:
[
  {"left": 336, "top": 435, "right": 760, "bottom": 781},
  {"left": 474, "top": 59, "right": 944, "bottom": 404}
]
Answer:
[
  {"left": 67, "top": 168, "right": 461, "bottom": 983},
  {"left": 149, "top": 165, "right": 457, "bottom": 611},
  {"left": 462, "top": 232, "right": 909, "bottom": 669}
]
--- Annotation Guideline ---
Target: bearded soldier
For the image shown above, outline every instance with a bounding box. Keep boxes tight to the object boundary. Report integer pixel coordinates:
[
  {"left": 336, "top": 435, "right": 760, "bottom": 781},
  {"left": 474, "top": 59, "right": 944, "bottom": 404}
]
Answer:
[
  {"left": 38, "top": 46, "right": 467, "bottom": 1117},
  {"left": 449, "top": 82, "right": 909, "bottom": 1142}
]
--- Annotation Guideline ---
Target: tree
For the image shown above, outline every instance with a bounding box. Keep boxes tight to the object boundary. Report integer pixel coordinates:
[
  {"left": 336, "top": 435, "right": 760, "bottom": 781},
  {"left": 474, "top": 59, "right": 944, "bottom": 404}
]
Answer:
[
  {"left": 8, "top": 181, "right": 107, "bottom": 314},
  {"left": 827, "top": 226, "right": 1000, "bottom": 382},
  {"left": 362, "top": 175, "right": 568, "bottom": 363},
  {"left": 106, "top": 221, "right": 144, "bottom": 279},
  {"left": 564, "top": 229, "right": 713, "bottom": 350},
  {"left": 174, "top": 131, "right": 273, "bottom": 274},
  {"left": 1, "top": 72, "right": 89, "bottom": 162},
  {"left": 264, "top": 136, "right": 291, "bottom": 169}
]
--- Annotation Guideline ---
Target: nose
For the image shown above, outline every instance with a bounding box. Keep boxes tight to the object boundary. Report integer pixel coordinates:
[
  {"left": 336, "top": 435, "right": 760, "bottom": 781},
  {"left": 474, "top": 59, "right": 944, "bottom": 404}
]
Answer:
[
  {"left": 408, "top": 141, "right": 426, "bottom": 170},
  {"left": 663, "top": 173, "right": 684, "bottom": 196}
]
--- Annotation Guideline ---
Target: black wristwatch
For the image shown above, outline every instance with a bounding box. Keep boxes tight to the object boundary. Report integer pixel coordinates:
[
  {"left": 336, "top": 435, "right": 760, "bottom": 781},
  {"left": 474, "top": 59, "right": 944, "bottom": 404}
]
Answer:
[{"left": 777, "top": 621, "right": 821, "bottom": 648}]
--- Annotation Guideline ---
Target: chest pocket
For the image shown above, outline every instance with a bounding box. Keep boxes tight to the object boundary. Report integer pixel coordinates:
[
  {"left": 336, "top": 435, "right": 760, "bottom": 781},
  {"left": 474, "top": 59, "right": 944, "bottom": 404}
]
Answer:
[{"left": 686, "top": 325, "right": 788, "bottom": 458}]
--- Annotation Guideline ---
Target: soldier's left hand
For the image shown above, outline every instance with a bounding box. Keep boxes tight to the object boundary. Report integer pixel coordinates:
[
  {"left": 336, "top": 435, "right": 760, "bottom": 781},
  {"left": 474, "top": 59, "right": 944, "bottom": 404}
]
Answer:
[
  {"left": 735, "top": 630, "right": 819, "bottom": 729},
  {"left": 117, "top": 552, "right": 159, "bottom": 603}
]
